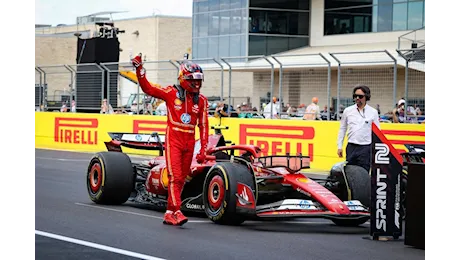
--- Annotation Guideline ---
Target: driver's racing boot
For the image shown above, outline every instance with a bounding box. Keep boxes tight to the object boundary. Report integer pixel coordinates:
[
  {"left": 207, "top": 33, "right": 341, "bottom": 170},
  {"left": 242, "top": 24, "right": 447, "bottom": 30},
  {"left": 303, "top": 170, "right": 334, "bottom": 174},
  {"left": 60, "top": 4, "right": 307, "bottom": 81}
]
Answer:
[
  {"left": 163, "top": 211, "right": 178, "bottom": 225},
  {"left": 174, "top": 210, "right": 188, "bottom": 226}
]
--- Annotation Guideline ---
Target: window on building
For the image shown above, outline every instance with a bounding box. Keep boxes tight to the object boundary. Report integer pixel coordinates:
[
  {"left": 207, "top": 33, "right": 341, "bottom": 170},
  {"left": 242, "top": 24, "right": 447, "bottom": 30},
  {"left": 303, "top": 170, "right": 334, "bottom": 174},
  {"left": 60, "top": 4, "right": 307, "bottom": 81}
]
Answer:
[
  {"left": 250, "top": 0, "right": 310, "bottom": 10},
  {"left": 248, "top": 35, "right": 308, "bottom": 56},
  {"left": 249, "top": 35, "right": 266, "bottom": 56},
  {"left": 192, "top": 0, "right": 251, "bottom": 59},
  {"left": 249, "top": 10, "right": 309, "bottom": 36},
  {"left": 324, "top": 0, "right": 425, "bottom": 35},
  {"left": 197, "top": 13, "right": 209, "bottom": 37},
  {"left": 209, "top": 12, "right": 220, "bottom": 36}
]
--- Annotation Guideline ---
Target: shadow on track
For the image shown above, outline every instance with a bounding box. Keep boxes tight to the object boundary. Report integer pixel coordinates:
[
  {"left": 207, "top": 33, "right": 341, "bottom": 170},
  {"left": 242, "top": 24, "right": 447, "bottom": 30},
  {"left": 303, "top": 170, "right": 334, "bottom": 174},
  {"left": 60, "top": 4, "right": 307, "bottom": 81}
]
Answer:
[{"left": 241, "top": 221, "right": 370, "bottom": 235}]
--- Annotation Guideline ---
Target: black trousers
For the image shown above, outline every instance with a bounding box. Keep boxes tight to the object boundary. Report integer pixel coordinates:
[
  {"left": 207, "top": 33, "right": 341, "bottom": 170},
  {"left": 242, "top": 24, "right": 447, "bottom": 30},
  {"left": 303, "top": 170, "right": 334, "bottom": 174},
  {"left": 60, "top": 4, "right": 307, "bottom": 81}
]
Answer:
[{"left": 346, "top": 143, "right": 371, "bottom": 172}]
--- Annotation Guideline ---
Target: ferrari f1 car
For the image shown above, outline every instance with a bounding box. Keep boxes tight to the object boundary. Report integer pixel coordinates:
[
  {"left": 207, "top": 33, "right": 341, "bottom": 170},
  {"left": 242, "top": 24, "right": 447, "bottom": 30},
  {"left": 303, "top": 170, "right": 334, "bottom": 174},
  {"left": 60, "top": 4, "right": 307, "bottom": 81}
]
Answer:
[{"left": 86, "top": 126, "right": 371, "bottom": 226}]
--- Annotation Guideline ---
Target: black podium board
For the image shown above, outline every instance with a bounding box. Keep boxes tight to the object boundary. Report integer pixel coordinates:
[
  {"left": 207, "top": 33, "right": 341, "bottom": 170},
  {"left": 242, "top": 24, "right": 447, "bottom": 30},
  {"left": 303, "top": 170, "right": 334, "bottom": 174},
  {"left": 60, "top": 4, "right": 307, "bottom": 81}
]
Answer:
[{"left": 369, "top": 123, "right": 403, "bottom": 240}]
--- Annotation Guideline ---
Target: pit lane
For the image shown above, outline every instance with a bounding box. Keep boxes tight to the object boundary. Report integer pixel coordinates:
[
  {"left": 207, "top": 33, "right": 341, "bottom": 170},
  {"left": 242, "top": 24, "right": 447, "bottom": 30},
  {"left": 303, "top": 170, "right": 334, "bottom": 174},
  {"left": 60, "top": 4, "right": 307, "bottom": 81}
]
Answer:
[{"left": 35, "top": 149, "right": 424, "bottom": 260}]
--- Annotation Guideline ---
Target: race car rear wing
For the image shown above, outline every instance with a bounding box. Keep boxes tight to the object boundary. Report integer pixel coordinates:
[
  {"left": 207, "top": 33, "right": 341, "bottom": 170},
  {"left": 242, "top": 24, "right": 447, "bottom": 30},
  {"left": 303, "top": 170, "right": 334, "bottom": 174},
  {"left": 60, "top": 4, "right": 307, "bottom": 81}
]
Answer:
[
  {"left": 257, "top": 154, "right": 310, "bottom": 173},
  {"left": 104, "top": 132, "right": 166, "bottom": 155},
  {"left": 401, "top": 144, "right": 425, "bottom": 165}
]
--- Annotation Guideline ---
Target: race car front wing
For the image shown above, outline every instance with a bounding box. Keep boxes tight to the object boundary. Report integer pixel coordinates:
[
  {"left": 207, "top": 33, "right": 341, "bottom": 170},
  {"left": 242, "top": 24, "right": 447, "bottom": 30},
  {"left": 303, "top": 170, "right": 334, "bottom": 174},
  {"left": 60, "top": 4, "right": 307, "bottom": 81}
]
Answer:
[{"left": 255, "top": 199, "right": 370, "bottom": 220}]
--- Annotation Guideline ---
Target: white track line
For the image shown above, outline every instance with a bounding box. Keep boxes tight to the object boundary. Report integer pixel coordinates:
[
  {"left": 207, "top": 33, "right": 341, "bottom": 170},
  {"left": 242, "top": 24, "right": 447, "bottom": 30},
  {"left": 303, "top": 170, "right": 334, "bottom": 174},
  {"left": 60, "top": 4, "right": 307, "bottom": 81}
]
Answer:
[
  {"left": 35, "top": 230, "right": 166, "bottom": 260},
  {"left": 75, "top": 203, "right": 209, "bottom": 223}
]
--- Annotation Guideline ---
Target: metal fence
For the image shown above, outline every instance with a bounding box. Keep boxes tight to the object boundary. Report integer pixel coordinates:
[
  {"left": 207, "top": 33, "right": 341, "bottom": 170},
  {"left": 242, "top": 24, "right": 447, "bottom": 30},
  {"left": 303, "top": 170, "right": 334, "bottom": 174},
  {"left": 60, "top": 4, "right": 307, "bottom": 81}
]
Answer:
[
  {"left": 35, "top": 49, "right": 425, "bottom": 120},
  {"left": 329, "top": 50, "right": 398, "bottom": 119}
]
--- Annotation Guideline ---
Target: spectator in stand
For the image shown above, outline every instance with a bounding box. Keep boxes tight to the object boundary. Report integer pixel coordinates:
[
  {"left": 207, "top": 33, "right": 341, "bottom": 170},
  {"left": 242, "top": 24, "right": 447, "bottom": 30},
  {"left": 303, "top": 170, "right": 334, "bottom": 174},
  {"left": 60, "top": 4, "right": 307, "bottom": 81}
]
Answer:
[
  {"left": 263, "top": 96, "right": 280, "bottom": 119},
  {"left": 155, "top": 100, "right": 167, "bottom": 116},
  {"left": 70, "top": 100, "right": 76, "bottom": 113},
  {"left": 296, "top": 103, "right": 306, "bottom": 117},
  {"left": 60, "top": 101, "right": 68, "bottom": 112},
  {"left": 100, "top": 99, "right": 114, "bottom": 114},
  {"left": 303, "top": 97, "right": 321, "bottom": 120}
]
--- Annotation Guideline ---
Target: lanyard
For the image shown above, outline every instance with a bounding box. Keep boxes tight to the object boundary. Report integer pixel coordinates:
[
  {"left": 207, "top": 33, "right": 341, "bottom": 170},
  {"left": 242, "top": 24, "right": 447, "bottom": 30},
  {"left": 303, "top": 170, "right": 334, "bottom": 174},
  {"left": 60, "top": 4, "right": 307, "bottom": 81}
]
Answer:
[{"left": 357, "top": 107, "right": 365, "bottom": 118}]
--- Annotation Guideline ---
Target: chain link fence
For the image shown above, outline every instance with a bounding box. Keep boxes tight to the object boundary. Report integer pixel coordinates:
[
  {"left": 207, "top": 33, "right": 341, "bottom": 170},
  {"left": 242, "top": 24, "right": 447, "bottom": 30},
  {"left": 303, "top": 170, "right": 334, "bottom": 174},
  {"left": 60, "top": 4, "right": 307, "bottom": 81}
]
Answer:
[
  {"left": 396, "top": 48, "right": 425, "bottom": 123},
  {"left": 35, "top": 49, "right": 424, "bottom": 121},
  {"left": 99, "top": 60, "right": 179, "bottom": 114},
  {"left": 36, "top": 65, "right": 73, "bottom": 111},
  {"left": 329, "top": 50, "right": 397, "bottom": 119},
  {"left": 271, "top": 54, "right": 331, "bottom": 119},
  {"left": 221, "top": 56, "right": 272, "bottom": 115},
  {"left": 35, "top": 68, "right": 44, "bottom": 110}
]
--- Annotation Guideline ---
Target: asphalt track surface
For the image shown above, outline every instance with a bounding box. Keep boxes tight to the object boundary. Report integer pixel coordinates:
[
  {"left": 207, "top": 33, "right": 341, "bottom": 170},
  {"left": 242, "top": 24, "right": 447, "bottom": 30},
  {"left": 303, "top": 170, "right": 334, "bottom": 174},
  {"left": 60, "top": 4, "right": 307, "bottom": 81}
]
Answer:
[{"left": 36, "top": 148, "right": 424, "bottom": 260}]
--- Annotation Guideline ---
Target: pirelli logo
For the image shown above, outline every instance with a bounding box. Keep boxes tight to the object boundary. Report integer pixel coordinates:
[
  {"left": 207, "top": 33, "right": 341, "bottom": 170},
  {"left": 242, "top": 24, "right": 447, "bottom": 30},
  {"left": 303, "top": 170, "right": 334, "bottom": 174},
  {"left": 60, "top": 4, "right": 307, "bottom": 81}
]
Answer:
[
  {"left": 240, "top": 124, "right": 315, "bottom": 161},
  {"left": 133, "top": 120, "right": 167, "bottom": 134},
  {"left": 54, "top": 118, "right": 98, "bottom": 145}
]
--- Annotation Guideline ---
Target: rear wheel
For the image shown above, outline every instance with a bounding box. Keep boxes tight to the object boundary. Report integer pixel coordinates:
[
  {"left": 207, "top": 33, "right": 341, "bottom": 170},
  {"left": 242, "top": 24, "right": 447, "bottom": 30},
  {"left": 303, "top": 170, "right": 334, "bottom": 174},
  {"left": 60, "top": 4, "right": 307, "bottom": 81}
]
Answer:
[{"left": 87, "top": 152, "right": 135, "bottom": 205}]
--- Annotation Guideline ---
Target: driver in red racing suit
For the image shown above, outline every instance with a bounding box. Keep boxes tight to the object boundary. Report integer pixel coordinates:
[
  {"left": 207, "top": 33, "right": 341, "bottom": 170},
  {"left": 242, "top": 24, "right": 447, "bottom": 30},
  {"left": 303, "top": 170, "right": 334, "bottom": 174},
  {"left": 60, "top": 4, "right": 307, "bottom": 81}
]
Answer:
[{"left": 132, "top": 54, "right": 209, "bottom": 226}]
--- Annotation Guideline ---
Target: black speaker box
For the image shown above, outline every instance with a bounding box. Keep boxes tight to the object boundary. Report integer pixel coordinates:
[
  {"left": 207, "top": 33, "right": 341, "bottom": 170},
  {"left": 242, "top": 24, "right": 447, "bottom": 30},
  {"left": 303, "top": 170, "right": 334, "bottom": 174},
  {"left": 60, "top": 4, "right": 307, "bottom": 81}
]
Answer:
[{"left": 75, "top": 37, "right": 120, "bottom": 111}]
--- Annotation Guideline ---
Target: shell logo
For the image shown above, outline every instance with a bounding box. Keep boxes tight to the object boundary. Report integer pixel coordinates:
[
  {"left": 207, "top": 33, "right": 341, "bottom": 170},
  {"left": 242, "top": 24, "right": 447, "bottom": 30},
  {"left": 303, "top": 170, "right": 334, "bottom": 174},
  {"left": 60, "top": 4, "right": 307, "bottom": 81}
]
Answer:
[
  {"left": 161, "top": 168, "right": 169, "bottom": 189},
  {"left": 296, "top": 177, "right": 309, "bottom": 183},
  {"left": 174, "top": 99, "right": 182, "bottom": 106}
]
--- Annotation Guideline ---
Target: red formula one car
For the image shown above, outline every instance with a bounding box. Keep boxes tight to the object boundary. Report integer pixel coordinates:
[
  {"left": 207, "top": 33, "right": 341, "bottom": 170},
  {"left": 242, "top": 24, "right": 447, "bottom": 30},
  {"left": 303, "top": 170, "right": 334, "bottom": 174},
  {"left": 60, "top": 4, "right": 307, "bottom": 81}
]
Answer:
[{"left": 86, "top": 126, "right": 371, "bottom": 226}]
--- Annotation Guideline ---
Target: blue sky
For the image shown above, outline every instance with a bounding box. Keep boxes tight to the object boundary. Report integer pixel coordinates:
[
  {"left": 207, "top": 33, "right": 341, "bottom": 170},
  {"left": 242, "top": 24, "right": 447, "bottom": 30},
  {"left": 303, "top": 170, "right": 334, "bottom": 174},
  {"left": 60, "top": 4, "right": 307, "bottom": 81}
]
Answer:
[{"left": 35, "top": 0, "right": 193, "bottom": 26}]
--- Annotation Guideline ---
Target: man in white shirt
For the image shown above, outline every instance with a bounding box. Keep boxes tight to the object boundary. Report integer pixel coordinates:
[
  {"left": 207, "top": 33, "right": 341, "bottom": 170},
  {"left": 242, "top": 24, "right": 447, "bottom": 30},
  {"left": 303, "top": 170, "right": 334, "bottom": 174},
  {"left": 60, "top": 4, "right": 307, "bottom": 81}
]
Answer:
[
  {"left": 303, "top": 97, "right": 321, "bottom": 120},
  {"left": 337, "top": 85, "right": 380, "bottom": 172},
  {"left": 263, "top": 96, "right": 280, "bottom": 119},
  {"left": 155, "top": 101, "right": 167, "bottom": 116}
]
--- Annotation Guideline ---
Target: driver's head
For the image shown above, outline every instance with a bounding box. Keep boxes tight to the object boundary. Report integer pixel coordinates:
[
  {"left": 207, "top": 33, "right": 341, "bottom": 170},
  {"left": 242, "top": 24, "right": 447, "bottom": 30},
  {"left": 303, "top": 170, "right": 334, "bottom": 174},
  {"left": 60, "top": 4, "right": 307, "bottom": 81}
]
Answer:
[{"left": 178, "top": 61, "right": 204, "bottom": 93}]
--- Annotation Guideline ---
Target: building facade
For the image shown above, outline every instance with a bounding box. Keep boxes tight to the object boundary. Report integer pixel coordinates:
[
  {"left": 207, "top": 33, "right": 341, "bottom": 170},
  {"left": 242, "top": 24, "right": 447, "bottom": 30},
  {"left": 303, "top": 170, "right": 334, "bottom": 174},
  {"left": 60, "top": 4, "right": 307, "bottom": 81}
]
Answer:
[
  {"left": 191, "top": 0, "right": 425, "bottom": 115},
  {"left": 192, "top": 0, "right": 425, "bottom": 58}
]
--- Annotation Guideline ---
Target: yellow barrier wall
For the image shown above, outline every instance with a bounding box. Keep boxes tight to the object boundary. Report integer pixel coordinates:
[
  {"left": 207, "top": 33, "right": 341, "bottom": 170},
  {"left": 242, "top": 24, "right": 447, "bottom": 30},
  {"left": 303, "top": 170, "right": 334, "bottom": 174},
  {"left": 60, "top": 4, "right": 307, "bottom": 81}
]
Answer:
[{"left": 35, "top": 112, "right": 425, "bottom": 171}]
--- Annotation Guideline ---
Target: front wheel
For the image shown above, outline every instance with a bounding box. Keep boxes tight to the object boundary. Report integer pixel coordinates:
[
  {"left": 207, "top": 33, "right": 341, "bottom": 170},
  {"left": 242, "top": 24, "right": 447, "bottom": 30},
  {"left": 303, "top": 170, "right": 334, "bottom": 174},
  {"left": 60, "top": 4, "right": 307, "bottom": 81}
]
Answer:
[
  {"left": 344, "top": 165, "right": 371, "bottom": 208},
  {"left": 203, "top": 162, "right": 254, "bottom": 225}
]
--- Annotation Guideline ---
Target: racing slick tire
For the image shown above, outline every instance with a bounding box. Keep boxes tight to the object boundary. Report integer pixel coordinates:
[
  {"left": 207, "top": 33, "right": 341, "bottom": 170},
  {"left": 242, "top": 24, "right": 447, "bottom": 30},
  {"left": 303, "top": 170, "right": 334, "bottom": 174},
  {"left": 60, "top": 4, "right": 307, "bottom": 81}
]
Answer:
[
  {"left": 329, "top": 163, "right": 371, "bottom": 208},
  {"left": 330, "top": 164, "right": 370, "bottom": 227},
  {"left": 203, "top": 162, "right": 255, "bottom": 226},
  {"left": 343, "top": 165, "right": 371, "bottom": 208},
  {"left": 86, "top": 152, "right": 135, "bottom": 205}
]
